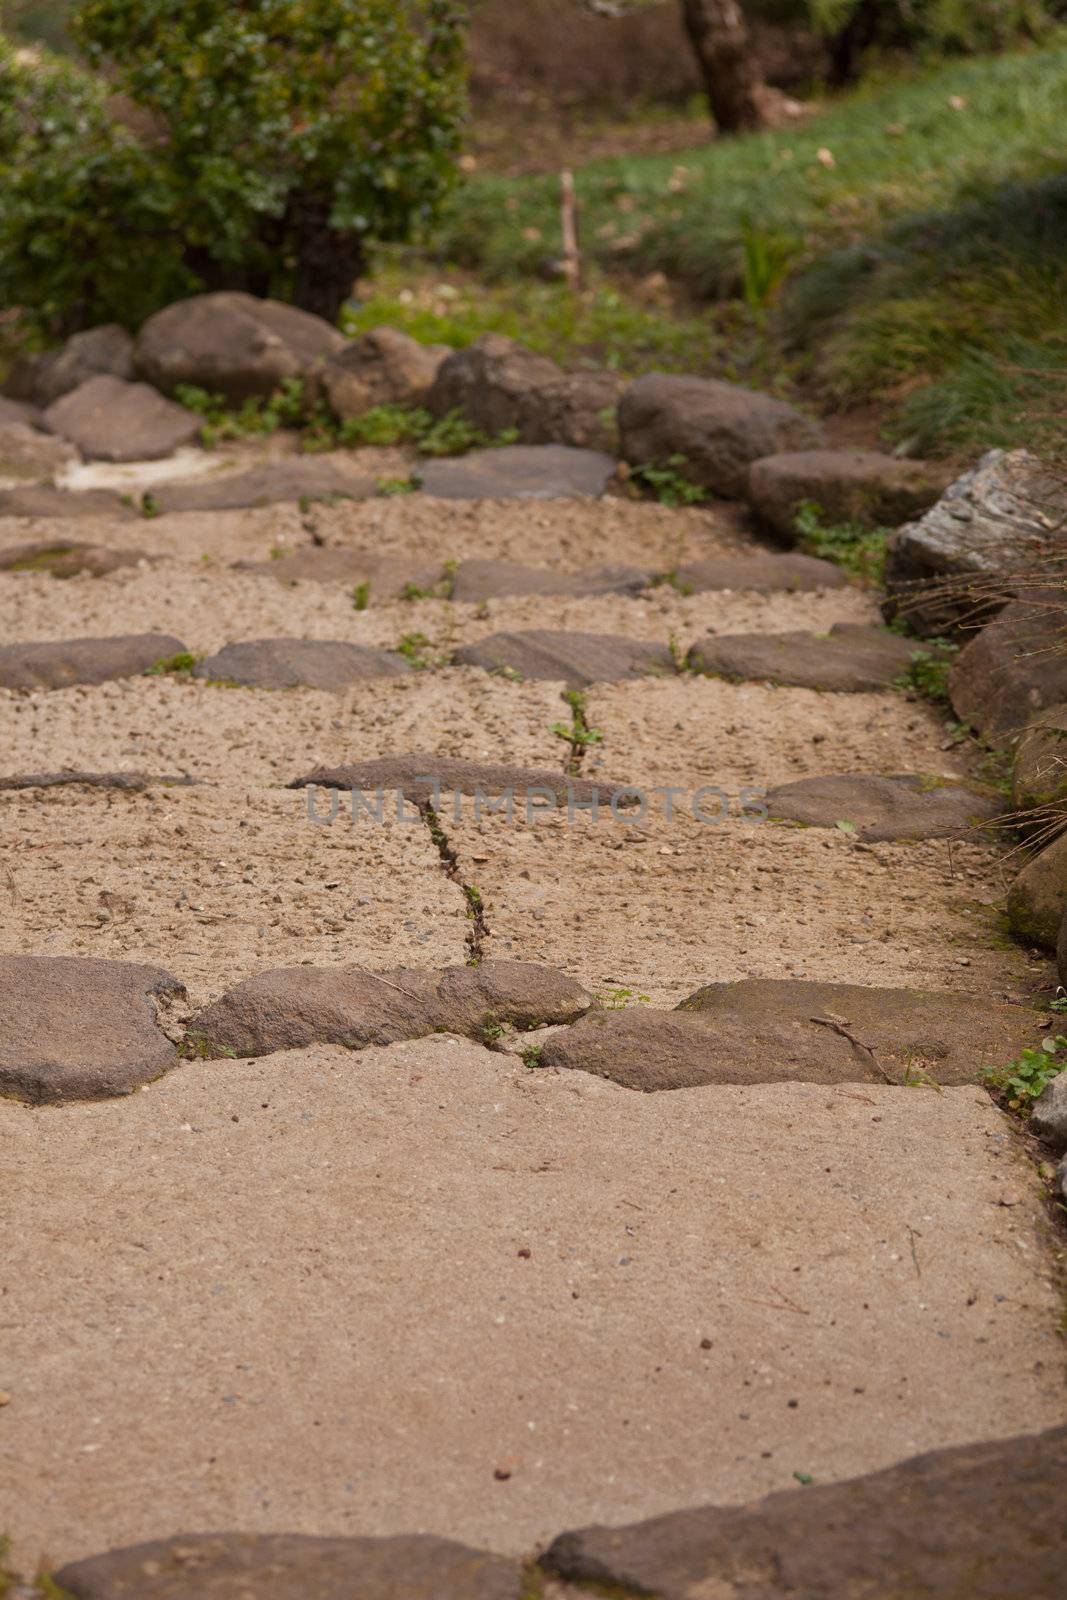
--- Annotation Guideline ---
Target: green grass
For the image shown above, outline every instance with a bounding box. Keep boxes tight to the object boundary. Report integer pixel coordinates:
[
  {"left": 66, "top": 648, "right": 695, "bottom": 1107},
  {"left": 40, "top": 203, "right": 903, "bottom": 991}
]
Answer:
[
  {"left": 346, "top": 264, "right": 723, "bottom": 375},
  {"left": 369, "top": 44, "right": 1067, "bottom": 455}
]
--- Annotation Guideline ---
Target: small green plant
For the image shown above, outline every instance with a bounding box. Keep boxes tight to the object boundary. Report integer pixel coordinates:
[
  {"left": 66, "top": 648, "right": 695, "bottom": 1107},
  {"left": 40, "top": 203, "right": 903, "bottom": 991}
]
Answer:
[
  {"left": 464, "top": 884, "right": 484, "bottom": 918},
  {"left": 520, "top": 1042, "right": 544, "bottom": 1069},
  {"left": 352, "top": 581, "right": 371, "bottom": 612},
  {"left": 481, "top": 1014, "right": 506, "bottom": 1046},
  {"left": 337, "top": 404, "right": 432, "bottom": 448},
  {"left": 376, "top": 475, "right": 421, "bottom": 496},
  {"left": 598, "top": 986, "right": 651, "bottom": 1009},
  {"left": 653, "top": 569, "right": 695, "bottom": 597},
  {"left": 395, "top": 631, "right": 434, "bottom": 669},
  {"left": 893, "top": 642, "right": 959, "bottom": 706},
  {"left": 145, "top": 651, "right": 197, "bottom": 677},
  {"left": 175, "top": 378, "right": 307, "bottom": 446},
  {"left": 984, "top": 1035, "right": 1067, "bottom": 1112},
  {"left": 551, "top": 688, "right": 604, "bottom": 774},
  {"left": 1049, "top": 994, "right": 1067, "bottom": 1014},
  {"left": 630, "top": 455, "right": 707, "bottom": 508},
  {"left": 739, "top": 217, "right": 798, "bottom": 318},
  {"left": 793, "top": 501, "right": 889, "bottom": 583},
  {"left": 139, "top": 491, "right": 160, "bottom": 519}
]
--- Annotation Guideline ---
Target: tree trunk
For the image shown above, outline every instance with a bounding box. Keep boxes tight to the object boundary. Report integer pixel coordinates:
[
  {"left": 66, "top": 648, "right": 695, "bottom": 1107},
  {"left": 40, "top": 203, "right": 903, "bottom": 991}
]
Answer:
[
  {"left": 288, "top": 195, "right": 366, "bottom": 325},
  {"left": 680, "top": 0, "right": 770, "bottom": 134}
]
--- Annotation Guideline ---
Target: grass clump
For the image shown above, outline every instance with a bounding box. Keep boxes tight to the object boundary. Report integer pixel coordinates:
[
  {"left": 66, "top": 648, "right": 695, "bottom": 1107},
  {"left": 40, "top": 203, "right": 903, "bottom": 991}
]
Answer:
[
  {"left": 395, "top": 631, "right": 434, "bottom": 669},
  {"left": 144, "top": 651, "right": 198, "bottom": 677},
  {"left": 984, "top": 1036, "right": 1067, "bottom": 1112}
]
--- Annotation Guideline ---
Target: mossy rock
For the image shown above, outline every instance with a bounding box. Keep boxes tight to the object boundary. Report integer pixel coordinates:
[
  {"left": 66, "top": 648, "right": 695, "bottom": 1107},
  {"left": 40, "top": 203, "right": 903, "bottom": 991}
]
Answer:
[{"left": 1006, "top": 832, "right": 1067, "bottom": 949}]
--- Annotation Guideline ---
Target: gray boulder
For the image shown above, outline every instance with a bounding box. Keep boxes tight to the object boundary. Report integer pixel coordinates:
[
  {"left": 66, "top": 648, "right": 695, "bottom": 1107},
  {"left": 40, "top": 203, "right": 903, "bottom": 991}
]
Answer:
[
  {"left": 315, "top": 325, "right": 450, "bottom": 420},
  {"left": 1006, "top": 832, "right": 1067, "bottom": 950},
  {"left": 35, "top": 324, "right": 136, "bottom": 407},
  {"left": 136, "top": 291, "right": 346, "bottom": 403},
  {"left": 618, "top": 373, "right": 824, "bottom": 499},
  {"left": 0, "top": 421, "right": 79, "bottom": 481},
  {"left": 748, "top": 448, "right": 949, "bottom": 538},
  {"left": 884, "top": 449, "right": 1067, "bottom": 634},
  {"left": 949, "top": 590, "right": 1067, "bottom": 744},
  {"left": 148, "top": 458, "right": 376, "bottom": 514},
  {"left": 1012, "top": 703, "right": 1067, "bottom": 816},
  {"left": 1031, "top": 1069, "right": 1067, "bottom": 1153},
  {"left": 44, "top": 376, "right": 201, "bottom": 462},
  {"left": 428, "top": 333, "right": 623, "bottom": 453}
]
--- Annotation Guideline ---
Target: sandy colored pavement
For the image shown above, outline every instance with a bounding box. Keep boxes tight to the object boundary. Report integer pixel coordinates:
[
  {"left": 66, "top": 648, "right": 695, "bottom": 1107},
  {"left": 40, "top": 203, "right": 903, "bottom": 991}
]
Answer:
[{"left": 2, "top": 1039, "right": 1063, "bottom": 1571}]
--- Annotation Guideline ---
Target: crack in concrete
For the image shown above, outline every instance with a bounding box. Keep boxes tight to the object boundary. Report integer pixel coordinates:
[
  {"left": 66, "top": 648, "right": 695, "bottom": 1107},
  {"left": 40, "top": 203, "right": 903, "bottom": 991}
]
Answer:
[{"left": 417, "top": 799, "right": 489, "bottom": 965}]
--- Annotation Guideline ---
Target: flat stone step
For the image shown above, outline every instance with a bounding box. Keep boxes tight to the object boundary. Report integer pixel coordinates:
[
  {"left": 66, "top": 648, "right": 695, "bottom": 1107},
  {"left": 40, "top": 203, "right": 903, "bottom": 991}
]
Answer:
[
  {"left": 0, "top": 484, "right": 133, "bottom": 518},
  {"left": 688, "top": 622, "right": 918, "bottom": 691},
  {"left": 233, "top": 545, "right": 443, "bottom": 600},
  {"left": 0, "top": 539, "right": 150, "bottom": 578},
  {"left": 418, "top": 444, "right": 617, "bottom": 500},
  {"left": 673, "top": 553, "right": 847, "bottom": 593},
  {"left": 765, "top": 772, "right": 1001, "bottom": 841},
  {"left": 542, "top": 1424, "right": 1067, "bottom": 1600},
  {"left": 5, "top": 1045, "right": 1061, "bottom": 1567},
  {"left": 192, "top": 638, "right": 410, "bottom": 690},
  {"left": 450, "top": 558, "right": 648, "bottom": 602},
  {"left": 538, "top": 979, "right": 1045, "bottom": 1091},
  {"left": 290, "top": 754, "right": 628, "bottom": 808},
  {"left": 149, "top": 458, "right": 377, "bottom": 513},
  {"left": 454, "top": 629, "right": 676, "bottom": 686},
  {"left": 0, "top": 954, "right": 184, "bottom": 1103},
  {"left": 186, "top": 960, "right": 592, "bottom": 1060},
  {"left": 0, "top": 770, "right": 194, "bottom": 792},
  {"left": 55, "top": 1533, "right": 520, "bottom": 1600},
  {"left": 0, "top": 633, "right": 187, "bottom": 690}
]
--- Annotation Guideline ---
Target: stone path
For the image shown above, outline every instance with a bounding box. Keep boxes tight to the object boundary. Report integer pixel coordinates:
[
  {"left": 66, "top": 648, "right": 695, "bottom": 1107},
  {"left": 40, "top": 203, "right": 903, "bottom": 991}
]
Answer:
[{"left": 1, "top": 467, "right": 1065, "bottom": 1587}]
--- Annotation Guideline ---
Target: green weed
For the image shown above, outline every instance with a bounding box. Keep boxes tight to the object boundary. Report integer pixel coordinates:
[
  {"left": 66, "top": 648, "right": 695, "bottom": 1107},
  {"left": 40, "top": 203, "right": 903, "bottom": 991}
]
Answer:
[
  {"left": 144, "top": 651, "right": 197, "bottom": 677},
  {"left": 793, "top": 501, "right": 889, "bottom": 583},
  {"left": 629, "top": 455, "right": 707, "bottom": 507},
  {"left": 395, "top": 631, "right": 434, "bottom": 669},
  {"left": 893, "top": 641, "right": 959, "bottom": 705},
  {"left": 983, "top": 1036, "right": 1067, "bottom": 1112},
  {"left": 352, "top": 581, "right": 371, "bottom": 611},
  {"left": 551, "top": 688, "right": 604, "bottom": 774}
]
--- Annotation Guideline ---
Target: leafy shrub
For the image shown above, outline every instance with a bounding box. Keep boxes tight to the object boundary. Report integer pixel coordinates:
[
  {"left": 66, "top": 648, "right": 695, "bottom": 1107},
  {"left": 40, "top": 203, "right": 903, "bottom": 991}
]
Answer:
[{"left": 0, "top": 1, "right": 467, "bottom": 333}]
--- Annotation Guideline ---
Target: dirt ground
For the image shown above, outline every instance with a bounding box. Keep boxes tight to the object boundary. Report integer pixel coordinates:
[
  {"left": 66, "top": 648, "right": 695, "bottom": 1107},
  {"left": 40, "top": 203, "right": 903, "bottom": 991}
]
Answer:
[{"left": 1, "top": 483, "right": 1064, "bottom": 1577}]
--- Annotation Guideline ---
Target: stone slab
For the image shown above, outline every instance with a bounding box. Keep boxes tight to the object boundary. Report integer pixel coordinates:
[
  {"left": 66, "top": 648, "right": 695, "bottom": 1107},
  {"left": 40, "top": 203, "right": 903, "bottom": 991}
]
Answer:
[{"left": 2, "top": 1045, "right": 1062, "bottom": 1568}]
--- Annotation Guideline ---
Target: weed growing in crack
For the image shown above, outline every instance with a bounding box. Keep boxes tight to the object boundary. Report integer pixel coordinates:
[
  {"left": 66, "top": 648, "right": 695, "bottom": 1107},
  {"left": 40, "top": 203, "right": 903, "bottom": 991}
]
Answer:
[
  {"left": 551, "top": 689, "right": 603, "bottom": 774},
  {"left": 352, "top": 581, "right": 371, "bottom": 611},
  {"left": 144, "top": 651, "right": 198, "bottom": 677},
  {"left": 520, "top": 1043, "right": 544, "bottom": 1069}
]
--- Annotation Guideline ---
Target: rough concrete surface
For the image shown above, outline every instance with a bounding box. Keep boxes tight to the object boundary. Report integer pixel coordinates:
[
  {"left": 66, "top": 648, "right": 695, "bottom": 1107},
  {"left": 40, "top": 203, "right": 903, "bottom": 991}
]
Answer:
[{"left": 2, "top": 1042, "right": 1063, "bottom": 1571}]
